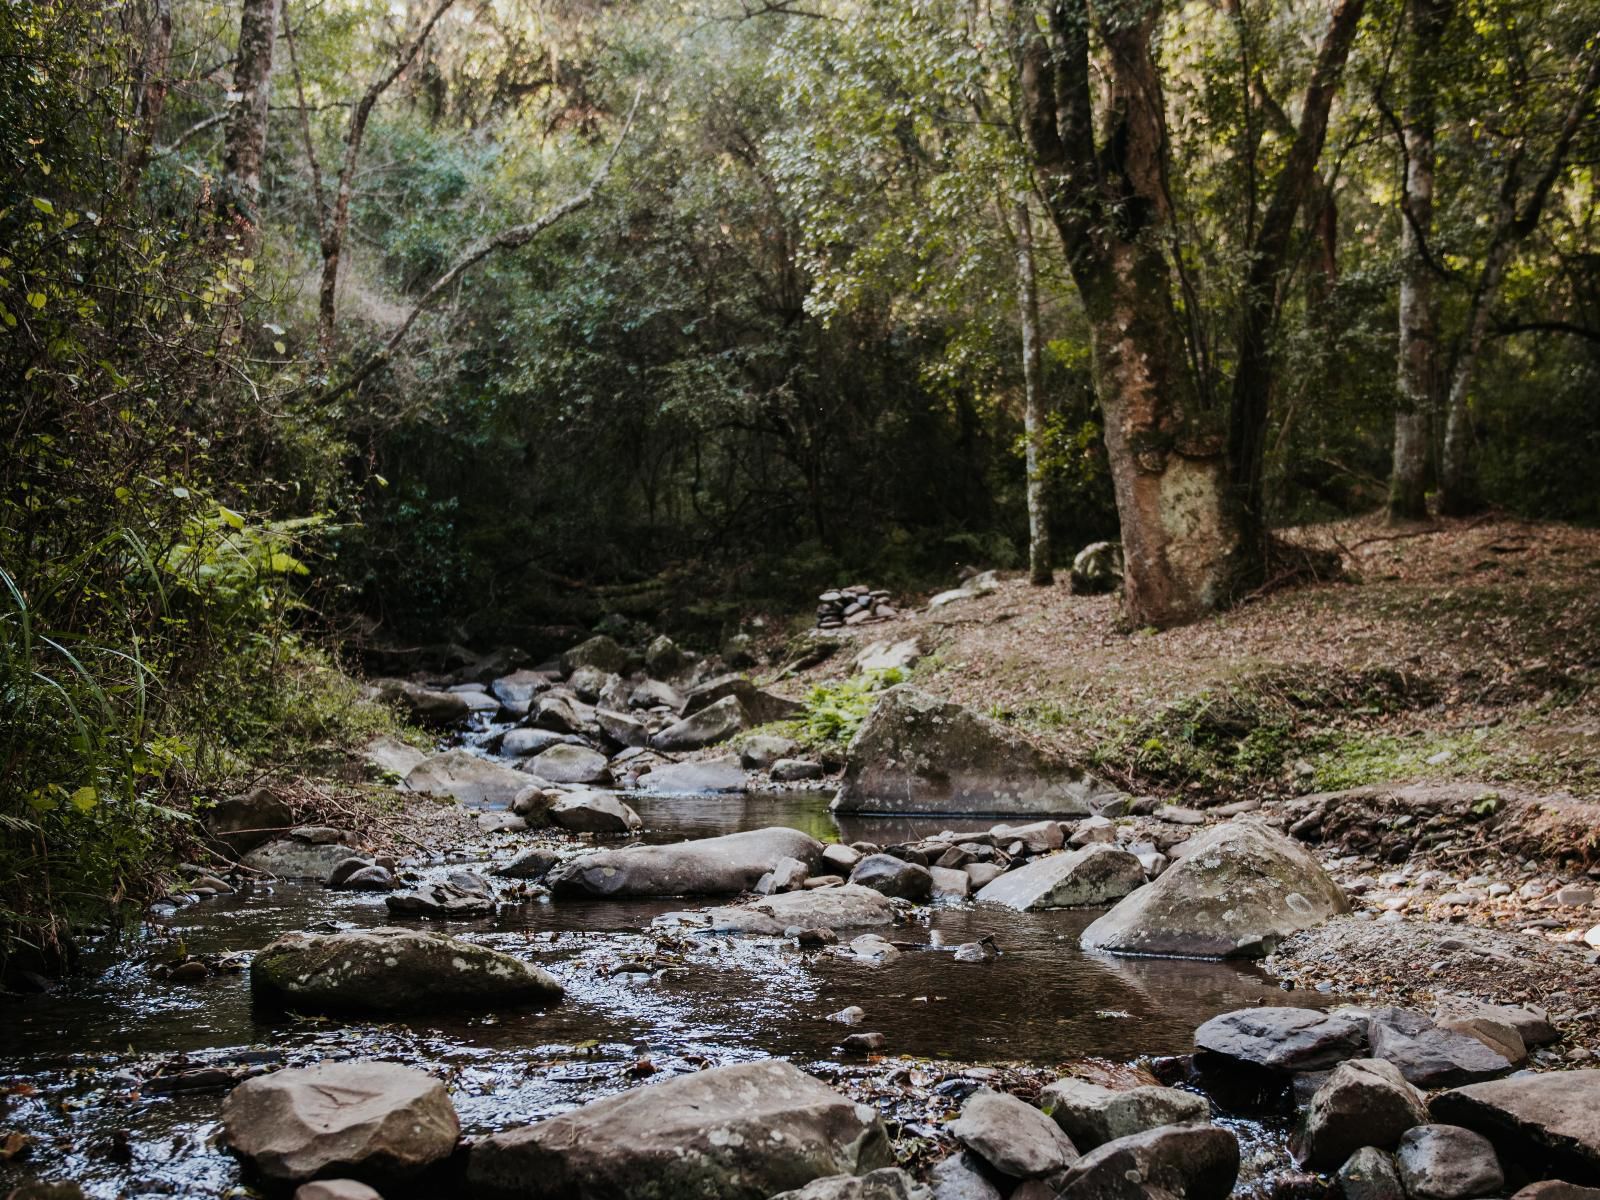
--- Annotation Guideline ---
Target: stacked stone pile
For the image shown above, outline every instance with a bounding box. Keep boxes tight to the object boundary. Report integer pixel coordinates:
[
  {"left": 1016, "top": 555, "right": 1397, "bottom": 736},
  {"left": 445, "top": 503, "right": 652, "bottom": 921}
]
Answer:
[{"left": 816, "top": 585, "right": 897, "bottom": 629}]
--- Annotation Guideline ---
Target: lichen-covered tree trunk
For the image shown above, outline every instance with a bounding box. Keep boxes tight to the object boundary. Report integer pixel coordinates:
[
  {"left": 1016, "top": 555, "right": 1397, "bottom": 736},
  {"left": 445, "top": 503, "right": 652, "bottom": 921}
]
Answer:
[
  {"left": 123, "top": 0, "right": 173, "bottom": 192},
  {"left": 1389, "top": 0, "right": 1450, "bottom": 522},
  {"left": 221, "top": 0, "right": 280, "bottom": 244},
  {"left": 1014, "top": 199, "right": 1053, "bottom": 586},
  {"left": 1437, "top": 234, "right": 1513, "bottom": 514}
]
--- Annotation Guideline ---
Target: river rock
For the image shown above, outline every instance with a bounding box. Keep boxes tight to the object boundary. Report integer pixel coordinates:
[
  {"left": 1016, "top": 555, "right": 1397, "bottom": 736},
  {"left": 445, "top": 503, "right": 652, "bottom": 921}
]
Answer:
[
  {"left": 466, "top": 1059, "right": 893, "bottom": 1200},
  {"left": 855, "top": 639, "right": 923, "bottom": 674},
  {"left": 548, "top": 791, "right": 641, "bottom": 835},
  {"left": 206, "top": 786, "right": 295, "bottom": 855},
  {"left": 1194, "top": 1007, "right": 1368, "bottom": 1073},
  {"left": 327, "top": 857, "right": 395, "bottom": 891},
  {"left": 566, "top": 665, "right": 615, "bottom": 705},
  {"left": 404, "top": 749, "right": 530, "bottom": 807},
  {"left": 222, "top": 1061, "right": 458, "bottom": 1183},
  {"left": 629, "top": 679, "right": 686, "bottom": 712},
  {"left": 244, "top": 836, "right": 356, "bottom": 880},
  {"left": 495, "top": 848, "right": 559, "bottom": 880},
  {"left": 559, "top": 635, "right": 627, "bottom": 677},
  {"left": 1291, "top": 1059, "right": 1428, "bottom": 1170},
  {"left": 363, "top": 735, "right": 428, "bottom": 778},
  {"left": 1395, "top": 1125, "right": 1504, "bottom": 1200},
  {"left": 930, "top": 1152, "right": 1004, "bottom": 1200},
  {"left": 947, "top": 1089, "right": 1078, "bottom": 1181},
  {"left": 833, "top": 688, "right": 1110, "bottom": 817},
  {"left": 650, "top": 695, "right": 750, "bottom": 751},
  {"left": 1054, "top": 1122, "right": 1238, "bottom": 1200},
  {"left": 293, "top": 1182, "right": 384, "bottom": 1200},
  {"left": 499, "top": 727, "right": 568, "bottom": 757},
  {"left": 524, "top": 744, "right": 609, "bottom": 785},
  {"left": 703, "top": 884, "right": 897, "bottom": 933},
  {"left": 683, "top": 674, "right": 802, "bottom": 723},
  {"left": 1368, "top": 1007, "right": 1522, "bottom": 1087},
  {"left": 252, "top": 926, "right": 560, "bottom": 1015},
  {"left": 742, "top": 734, "right": 801, "bottom": 769},
  {"left": 642, "top": 634, "right": 691, "bottom": 678},
  {"left": 1339, "top": 1147, "right": 1405, "bottom": 1200},
  {"left": 849, "top": 854, "right": 933, "bottom": 901},
  {"left": 548, "top": 827, "right": 824, "bottom": 897},
  {"left": 1433, "top": 997, "right": 1558, "bottom": 1048},
  {"left": 1040, "top": 1078, "right": 1209, "bottom": 1150},
  {"left": 773, "top": 758, "right": 827, "bottom": 783},
  {"left": 375, "top": 679, "right": 470, "bottom": 726},
  {"left": 491, "top": 669, "right": 550, "bottom": 713},
  {"left": 990, "top": 820, "right": 1064, "bottom": 853},
  {"left": 1511, "top": 1186, "right": 1600, "bottom": 1200},
  {"left": 595, "top": 707, "right": 650, "bottom": 749},
  {"left": 384, "top": 871, "right": 497, "bottom": 919},
  {"left": 1430, "top": 1070, "right": 1600, "bottom": 1184},
  {"left": 1079, "top": 822, "right": 1347, "bottom": 958},
  {"left": 637, "top": 756, "right": 748, "bottom": 794},
  {"left": 929, "top": 865, "right": 970, "bottom": 898},
  {"left": 770, "top": 1168, "right": 931, "bottom": 1200},
  {"left": 511, "top": 784, "right": 558, "bottom": 823},
  {"left": 823, "top": 843, "right": 863, "bottom": 873},
  {"left": 976, "top": 845, "right": 1145, "bottom": 911}
]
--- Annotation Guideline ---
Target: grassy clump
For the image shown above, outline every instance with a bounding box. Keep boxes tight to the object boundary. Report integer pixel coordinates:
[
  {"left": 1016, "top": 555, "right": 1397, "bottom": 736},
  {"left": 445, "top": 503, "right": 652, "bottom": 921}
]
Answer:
[{"left": 799, "top": 668, "right": 905, "bottom": 746}]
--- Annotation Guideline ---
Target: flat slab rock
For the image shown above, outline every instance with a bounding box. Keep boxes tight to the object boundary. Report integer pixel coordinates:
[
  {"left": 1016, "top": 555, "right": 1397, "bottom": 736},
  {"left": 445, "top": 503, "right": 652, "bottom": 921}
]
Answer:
[
  {"left": 702, "top": 884, "right": 898, "bottom": 934},
  {"left": 1431, "top": 1070, "right": 1600, "bottom": 1185},
  {"left": 1080, "top": 821, "right": 1348, "bottom": 958},
  {"left": 466, "top": 1059, "right": 893, "bottom": 1200},
  {"left": 546, "top": 827, "right": 824, "bottom": 898},
  {"left": 832, "top": 687, "right": 1113, "bottom": 818},
  {"left": 635, "top": 757, "right": 749, "bottom": 794},
  {"left": 975, "top": 845, "right": 1145, "bottom": 911},
  {"left": 1195, "top": 1006, "right": 1369, "bottom": 1073},
  {"left": 1054, "top": 1123, "right": 1239, "bottom": 1200},
  {"left": 404, "top": 748, "right": 530, "bottom": 806},
  {"left": 251, "top": 926, "right": 562, "bottom": 1016},
  {"left": 222, "top": 1062, "right": 459, "bottom": 1183}
]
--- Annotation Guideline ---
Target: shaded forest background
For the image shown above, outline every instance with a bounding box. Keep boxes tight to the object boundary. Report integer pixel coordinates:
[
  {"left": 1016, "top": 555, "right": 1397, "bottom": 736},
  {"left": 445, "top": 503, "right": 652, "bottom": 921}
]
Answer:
[{"left": 1, "top": 0, "right": 1597, "bottom": 956}]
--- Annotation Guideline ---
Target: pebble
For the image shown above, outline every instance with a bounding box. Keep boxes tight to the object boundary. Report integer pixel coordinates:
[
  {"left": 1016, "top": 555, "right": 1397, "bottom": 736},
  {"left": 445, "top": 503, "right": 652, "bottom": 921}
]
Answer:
[
  {"left": 829, "top": 1006, "right": 865, "bottom": 1025},
  {"left": 841, "top": 1032, "right": 885, "bottom": 1054}
]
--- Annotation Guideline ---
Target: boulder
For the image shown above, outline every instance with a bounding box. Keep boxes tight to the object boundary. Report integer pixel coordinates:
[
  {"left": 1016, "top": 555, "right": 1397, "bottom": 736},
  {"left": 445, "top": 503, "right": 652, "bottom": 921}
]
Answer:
[
  {"left": 243, "top": 835, "right": 356, "bottom": 880},
  {"left": 1039, "top": 1078, "right": 1209, "bottom": 1150},
  {"left": 833, "top": 688, "right": 1110, "bottom": 817},
  {"left": 384, "top": 871, "right": 496, "bottom": 920},
  {"left": 547, "top": 828, "right": 824, "bottom": 898},
  {"left": 990, "top": 820, "right": 1064, "bottom": 853},
  {"left": 929, "top": 865, "right": 970, "bottom": 898},
  {"left": 823, "top": 843, "right": 863, "bottom": 873},
  {"left": 499, "top": 728, "right": 568, "bottom": 758},
  {"left": 205, "top": 786, "right": 295, "bottom": 856},
  {"left": 947, "top": 1088, "right": 1079, "bottom": 1180},
  {"left": 1432, "top": 997, "right": 1558, "bottom": 1049},
  {"left": 1054, "top": 1122, "right": 1238, "bottom": 1200},
  {"left": 849, "top": 854, "right": 933, "bottom": 901},
  {"left": 854, "top": 639, "right": 922, "bottom": 674},
  {"left": 1080, "top": 822, "right": 1348, "bottom": 958},
  {"left": 644, "top": 635, "right": 692, "bottom": 678},
  {"left": 525, "top": 744, "right": 610, "bottom": 785},
  {"left": 466, "top": 1060, "right": 893, "bottom": 1200},
  {"left": 683, "top": 675, "right": 802, "bottom": 724},
  {"left": 1338, "top": 1147, "right": 1405, "bottom": 1200},
  {"left": 976, "top": 846, "right": 1145, "bottom": 912},
  {"left": 629, "top": 679, "right": 686, "bottom": 712},
  {"left": 1368, "top": 1007, "right": 1522, "bottom": 1087},
  {"left": 929, "top": 1152, "right": 1004, "bottom": 1200},
  {"left": 596, "top": 708, "right": 650, "bottom": 749},
  {"left": 490, "top": 669, "right": 551, "bottom": 712},
  {"left": 1511, "top": 1186, "right": 1600, "bottom": 1200},
  {"left": 636, "top": 757, "right": 748, "bottom": 794},
  {"left": 533, "top": 693, "right": 595, "bottom": 736},
  {"left": 362, "top": 736, "right": 428, "bottom": 778},
  {"left": 773, "top": 758, "right": 827, "bottom": 783},
  {"left": 293, "top": 1182, "right": 385, "bottom": 1200},
  {"left": 511, "top": 785, "right": 557, "bottom": 823},
  {"left": 769, "top": 1168, "right": 931, "bottom": 1200},
  {"left": 559, "top": 635, "right": 627, "bottom": 678},
  {"left": 1430, "top": 1070, "right": 1600, "bottom": 1185},
  {"left": 650, "top": 695, "right": 750, "bottom": 752},
  {"left": 327, "top": 857, "right": 394, "bottom": 891},
  {"left": 1395, "top": 1125, "right": 1504, "bottom": 1200},
  {"left": 374, "top": 679, "right": 470, "bottom": 726},
  {"left": 222, "top": 1062, "right": 458, "bottom": 1183},
  {"left": 404, "top": 749, "right": 531, "bottom": 807},
  {"left": 1291, "top": 1059, "right": 1428, "bottom": 1170},
  {"left": 742, "top": 734, "right": 802, "bottom": 769},
  {"left": 702, "top": 884, "right": 897, "bottom": 934},
  {"left": 1068, "top": 542, "right": 1123, "bottom": 596},
  {"left": 549, "top": 792, "right": 642, "bottom": 835},
  {"left": 1194, "top": 1007, "right": 1368, "bottom": 1073},
  {"left": 566, "top": 665, "right": 615, "bottom": 705},
  {"left": 251, "top": 927, "right": 561, "bottom": 1015},
  {"left": 495, "top": 848, "right": 560, "bottom": 880}
]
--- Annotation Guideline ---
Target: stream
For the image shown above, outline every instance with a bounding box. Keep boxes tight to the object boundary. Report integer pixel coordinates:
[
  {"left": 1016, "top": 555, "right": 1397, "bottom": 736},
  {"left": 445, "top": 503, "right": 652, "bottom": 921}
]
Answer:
[{"left": 0, "top": 789, "right": 1331, "bottom": 1198}]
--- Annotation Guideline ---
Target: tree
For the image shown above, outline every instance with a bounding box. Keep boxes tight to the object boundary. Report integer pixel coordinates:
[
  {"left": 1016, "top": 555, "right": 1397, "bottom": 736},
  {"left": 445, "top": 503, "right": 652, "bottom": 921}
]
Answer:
[
  {"left": 1019, "top": 0, "right": 1365, "bottom": 626},
  {"left": 221, "top": 0, "right": 280, "bottom": 244},
  {"left": 1013, "top": 197, "right": 1053, "bottom": 584}
]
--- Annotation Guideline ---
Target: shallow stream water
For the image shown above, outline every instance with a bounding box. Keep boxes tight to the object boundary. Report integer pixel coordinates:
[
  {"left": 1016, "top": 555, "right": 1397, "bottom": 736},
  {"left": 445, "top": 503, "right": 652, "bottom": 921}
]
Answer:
[{"left": 0, "top": 789, "right": 1326, "bottom": 1197}]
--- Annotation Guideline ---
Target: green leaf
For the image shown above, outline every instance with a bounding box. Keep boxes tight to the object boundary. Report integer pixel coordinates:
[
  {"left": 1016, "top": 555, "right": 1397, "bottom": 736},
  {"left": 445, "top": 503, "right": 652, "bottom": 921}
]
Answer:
[
  {"left": 68, "top": 786, "right": 98, "bottom": 813},
  {"left": 32, "top": 197, "right": 53, "bottom": 214}
]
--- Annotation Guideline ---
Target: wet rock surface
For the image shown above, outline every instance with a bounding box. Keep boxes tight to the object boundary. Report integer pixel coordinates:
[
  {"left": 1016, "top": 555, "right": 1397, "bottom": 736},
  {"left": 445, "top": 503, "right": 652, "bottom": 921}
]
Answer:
[{"left": 547, "top": 827, "right": 824, "bottom": 897}]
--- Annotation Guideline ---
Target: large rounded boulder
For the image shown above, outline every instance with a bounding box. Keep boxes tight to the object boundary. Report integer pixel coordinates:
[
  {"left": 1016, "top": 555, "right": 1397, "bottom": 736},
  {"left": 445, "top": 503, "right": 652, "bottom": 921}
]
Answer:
[
  {"left": 1080, "top": 821, "right": 1347, "bottom": 958},
  {"left": 546, "top": 827, "right": 824, "bottom": 898}
]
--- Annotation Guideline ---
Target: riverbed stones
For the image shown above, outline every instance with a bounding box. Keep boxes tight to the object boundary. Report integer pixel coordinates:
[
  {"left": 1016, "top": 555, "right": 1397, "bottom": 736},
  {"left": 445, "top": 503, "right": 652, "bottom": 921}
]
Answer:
[
  {"left": 206, "top": 786, "right": 295, "bottom": 856},
  {"left": 630, "top": 679, "right": 686, "bottom": 711},
  {"left": 548, "top": 827, "right": 824, "bottom": 897},
  {"left": 1511, "top": 1186, "right": 1600, "bottom": 1200},
  {"left": 1039, "top": 1078, "right": 1209, "bottom": 1150},
  {"left": 385, "top": 871, "right": 497, "bottom": 919},
  {"left": 251, "top": 927, "right": 561, "bottom": 1015},
  {"left": 649, "top": 695, "right": 750, "bottom": 751},
  {"left": 976, "top": 845, "right": 1145, "bottom": 911},
  {"left": 849, "top": 854, "right": 933, "bottom": 901},
  {"left": 293, "top": 1182, "right": 385, "bottom": 1200},
  {"left": 533, "top": 693, "right": 594, "bottom": 736},
  {"left": 773, "top": 758, "right": 827, "bottom": 783},
  {"left": 466, "top": 1059, "right": 893, "bottom": 1200},
  {"left": 496, "top": 847, "right": 559, "bottom": 880},
  {"left": 636, "top": 756, "right": 748, "bottom": 794},
  {"left": 683, "top": 675, "right": 803, "bottom": 724},
  {"left": 947, "top": 1088, "right": 1079, "bottom": 1181},
  {"left": 1430, "top": 1070, "right": 1600, "bottom": 1184},
  {"left": 375, "top": 679, "right": 470, "bottom": 726},
  {"left": 833, "top": 688, "right": 1111, "bottom": 817},
  {"left": 1291, "top": 1059, "right": 1428, "bottom": 1170},
  {"left": 1396, "top": 1125, "right": 1504, "bottom": 1200},
  {"left": 326, "top": 857, "right": 395, "bottom": 891},
  {"left": 243, "top": 835, "right": 357, "bottom": 880},
  {"left": 362, "top": 735, "right": 428, "bottom": 778},
  {"left": 404, "top": 749, "right": 530, "bottom": 807},
  {"left": 1338, "top": 1147, "right": 1406, "bottom": 1200},
  {"left": 1368, "top": 1007, "right": 1522, "bottom": 1087},
  {"left": 742, "top": 734, "right": 802, "bottom": 769},
  {"left": 1194, "top": 1007, "right": 1369, "bottom": 1073},
  {"left": 525, "top": 743, "right": 610, "bottom": 785},
  {"left": 490, "top": 669, "right": 550, "bottom": 713},
  {"left": 1080, "top": 822, "right": 1348, "bottom": 958},
  {"left": 1054, "top": 1122, "right": 1238, "bottom": 1200},
  {"left": 703, "top": 884, "right": 897, "bottom": 933},
  {"left": 771, "top": 1169, "right": 931, "bottom": 1200},
  {"left": 548, "top": 791, "right": 641, "bottom": 835},
  {"left": 222, "top": 1062, "right": 458, "bottom": 1184},
  {"left": 499, "top": 727, "right": 568, "bottom": 758},
  {"left": 559, "top": 635, "right": 627, "bottom": 677}
]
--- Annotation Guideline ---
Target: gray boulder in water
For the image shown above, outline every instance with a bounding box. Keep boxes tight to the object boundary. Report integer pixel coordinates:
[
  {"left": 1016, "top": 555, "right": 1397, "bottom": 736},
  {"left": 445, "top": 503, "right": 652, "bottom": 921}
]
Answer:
[
  {"left": 466, "top": 1059, "right": 893, "bottom": 1200},
  {"left": 547, "top": 827, "right": 824, "bottom": 898},
  {"left": 975, "top": 845, "right": 1145, "bottom": 911}
]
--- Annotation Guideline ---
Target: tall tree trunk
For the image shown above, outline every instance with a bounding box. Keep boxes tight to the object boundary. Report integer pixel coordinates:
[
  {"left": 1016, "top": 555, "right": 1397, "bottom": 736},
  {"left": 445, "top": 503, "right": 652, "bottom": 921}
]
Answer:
[
  {"left": 123, "top": 0, "right": 173, "bottom": 194},
  {"left": 1014, "top": 198, "right": 1053, "bottom": 586},
  {"left": 1388, "top": 0, "right": 1450, "bottom": 521},
  {"left": 221, "top": 0, "right": 281, "bottom": 246}
]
